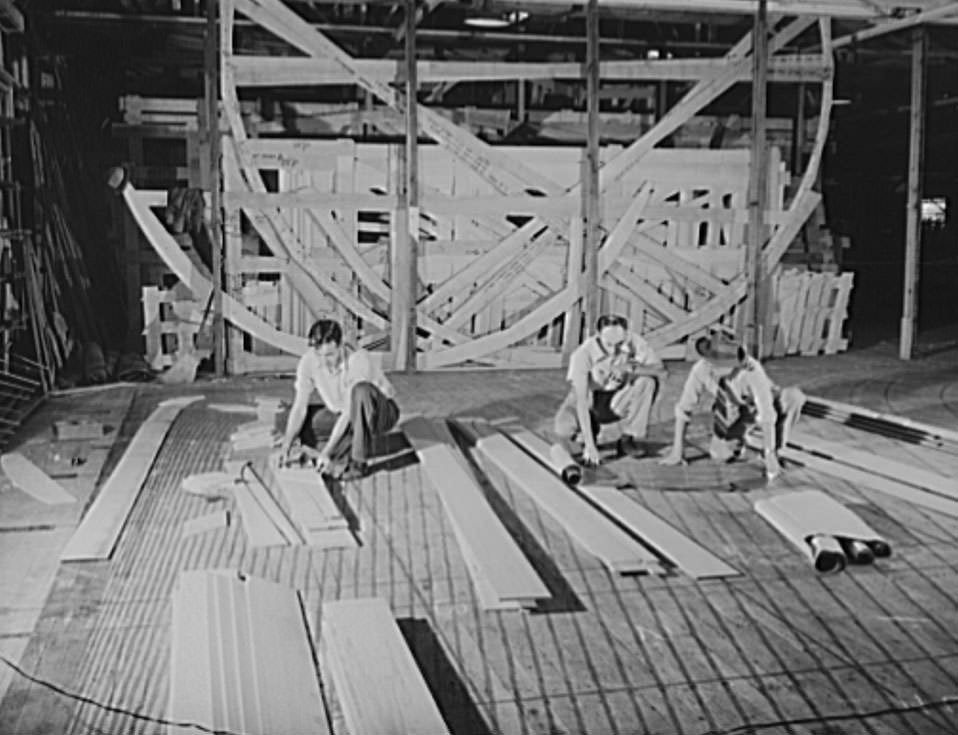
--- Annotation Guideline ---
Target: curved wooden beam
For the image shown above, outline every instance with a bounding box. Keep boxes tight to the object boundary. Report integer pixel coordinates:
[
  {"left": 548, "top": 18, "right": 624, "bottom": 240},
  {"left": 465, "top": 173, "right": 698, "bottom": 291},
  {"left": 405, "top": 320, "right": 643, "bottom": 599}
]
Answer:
[{"left": 123, "top": 186, "right": 307, "bottom": 355}]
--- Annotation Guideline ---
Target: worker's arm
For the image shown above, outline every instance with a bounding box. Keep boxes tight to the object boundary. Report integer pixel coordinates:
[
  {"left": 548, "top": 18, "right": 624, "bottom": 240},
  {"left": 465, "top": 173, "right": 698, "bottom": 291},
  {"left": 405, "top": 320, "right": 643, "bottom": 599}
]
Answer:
[
  {"left": 315, "top": 412, "right": 352, "bottom": 472},
  {"left": 660, "top": 360, "right": 713, "bottom": 465},
  {"left": 280, "top": 385, "right": 310, "bottom": 464},
  {"left": 573, "top": 378, "right": 600, "bottom": 465},
  {"left": 749, "top": 371, "right": 781, "bottom": 478}
]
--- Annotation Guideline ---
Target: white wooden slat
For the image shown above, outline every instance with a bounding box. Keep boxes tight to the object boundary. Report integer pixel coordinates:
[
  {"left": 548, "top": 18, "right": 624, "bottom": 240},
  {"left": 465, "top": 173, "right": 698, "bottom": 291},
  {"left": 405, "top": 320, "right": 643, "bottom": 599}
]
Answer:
[
  {"left": 182, "top": 511, "right": 230, "bottom": 538},
  {"left": 269, "top": 462, "right": 350, "bottom": 541},
  {"left": 321, "top": 597, "right": 450, "bottom": 735},
  {"left": 233, "top": 482, "right": 291, "bottom": 548},
  {"left": 578, "top": 485, "right": 741, "bottom": 579},
  {"left": 1, "top": 452, "right": 75, "bottom": 505},
  {"left": 237, "top": 467, "right": 304, "bottom": 546},
  {"left": 788, "top": 430, "right": 958, "bottom": 502},
  {"left": 780, "top": 447, "right": 958, "bottom": 518},
  {"left": 60, "top": 396, "right": 202, "bottom": 561},
  {"left": 475, "top": 433, "right": 662, "bottom": 575},
  {"left": 403, "top": 417, "right": 549, "bottom": 608},
  {"left": 170, "top": 570, "right": 330, "bottom": 735}
]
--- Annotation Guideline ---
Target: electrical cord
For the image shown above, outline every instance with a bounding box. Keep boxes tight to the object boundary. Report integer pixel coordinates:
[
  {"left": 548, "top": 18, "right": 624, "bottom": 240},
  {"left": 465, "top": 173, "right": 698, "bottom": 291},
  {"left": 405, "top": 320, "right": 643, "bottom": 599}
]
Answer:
[{"left": 0, "top": 653, "right": 242, "bottom": 735}]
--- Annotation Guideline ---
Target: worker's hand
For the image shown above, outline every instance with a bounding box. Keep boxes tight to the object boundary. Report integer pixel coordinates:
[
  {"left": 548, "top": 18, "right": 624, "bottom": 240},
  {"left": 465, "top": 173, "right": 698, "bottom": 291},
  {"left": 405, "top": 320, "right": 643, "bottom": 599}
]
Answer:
[
  {"left": 276, "top": 442, "right": 292, "bottom": 468},
  {"left": 314, "top": 450, "right": 333, "bottom": 474},
  {"left": 658, "top": 447, "right": 686, "bottom": 466},
  {"left": 582, "top": 443, "right": 601, "bottom": 466}
]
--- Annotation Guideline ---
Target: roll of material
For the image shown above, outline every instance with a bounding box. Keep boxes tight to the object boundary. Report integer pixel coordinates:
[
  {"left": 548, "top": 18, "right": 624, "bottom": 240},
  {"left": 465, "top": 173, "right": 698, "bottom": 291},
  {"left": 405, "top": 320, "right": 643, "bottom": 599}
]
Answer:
[
  {"left": 808, "top": 534, "right": 847, "bottom": 574},
  {"left": 549, "top": 443, "right": 582, "bottom": 486}
]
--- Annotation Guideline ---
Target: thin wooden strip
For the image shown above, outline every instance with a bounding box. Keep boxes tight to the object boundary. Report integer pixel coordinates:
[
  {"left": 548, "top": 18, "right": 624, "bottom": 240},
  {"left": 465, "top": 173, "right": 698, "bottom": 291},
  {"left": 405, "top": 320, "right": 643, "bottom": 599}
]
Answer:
[
  {"left": 239, "top": 467, "right": 304, "bottom": 545},
  {"left": 60, "top": 396, "right": 202, "bottom": 562},
  {"left": 805, "top": 395, "right": 958, "bottom": 447},
  {"left": 780, "top": 447, "right": 958, "bottom": 518},
  {"left": 578, "top": 485, "right": 741, "bottom": 579},
  {"left": 232, "top": 482, "right": 291, "bottom": 548},
  {"left": 321, "top": 597, "right": 450, "bottom": 735},
  {"left": 169, "top": 571, "right": 215, "bottom": 735},
  {"left": 475, "top": 432, "right": 661, "bottom": 575},
  {"left": 269, "top": 463, "right": 349, "bottom": 534},
  {"left": 1, "top": 452, "right": 75, "bottom": 505},
  {"left": 789, "top": 429, "right": 958, "bottom": 502},
  {"left": 403, "top": 417, "right": 549, "bottom": 608}
]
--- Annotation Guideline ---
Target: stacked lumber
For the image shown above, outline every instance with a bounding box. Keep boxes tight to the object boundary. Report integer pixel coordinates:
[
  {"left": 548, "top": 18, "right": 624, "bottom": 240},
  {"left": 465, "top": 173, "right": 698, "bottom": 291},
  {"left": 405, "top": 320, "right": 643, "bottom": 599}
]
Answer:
[
  {"left": 402, "top": 417, "right": 549, "bottom": 611},
  {"left": 469, "top": 424, "right": 662, "bottom": 575},
  {"left": 230, "top": 420, "right": 278, "bottom": 453},
  {"left": 767, "top": 270, "right": 853, "bottom": 357},
  {"left": 321, "top": 597, "right": 449, "bottom": 735},
  {"left": 507, "top": 428, "right": 739, "bottom": 579},
  {"left": 60, "top": 395, "right": 202, "bottom": 562},
  {"left": 755, "top": 489, "right": 891, "bottom": 573},
  {"left": 169, "top": 570, "right": 330, "bottom": 735},
  {"left": 265, "top": 456, "right": 357, "bottom": 549}
]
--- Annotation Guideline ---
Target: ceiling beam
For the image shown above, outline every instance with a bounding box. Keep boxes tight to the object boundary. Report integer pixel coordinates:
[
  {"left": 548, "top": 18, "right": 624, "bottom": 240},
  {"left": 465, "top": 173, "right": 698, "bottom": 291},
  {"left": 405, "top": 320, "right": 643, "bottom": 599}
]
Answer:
[{"left": 0, "top": 0, "right": 23, "bottom": 32}]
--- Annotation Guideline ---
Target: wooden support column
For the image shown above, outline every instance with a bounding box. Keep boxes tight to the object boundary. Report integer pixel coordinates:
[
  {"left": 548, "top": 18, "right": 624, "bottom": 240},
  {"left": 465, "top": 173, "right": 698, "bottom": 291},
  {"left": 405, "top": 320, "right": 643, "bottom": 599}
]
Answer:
[
  {"left": 390, "top": 0, "right": 419, "bottom": 370},
  {"left": 791, "top": 82, "right": 806, "bottom": 177},
  {"left": 745, "top": 0, "right": 769, "bottom": 357},
  {"left": 582, "top": 0, "right": 601, "bottom": 332},
  {"left": 206, "top": 0, "right": 225, "bottom": 376},
  {"left": 900, "top": 27, "right": 927, "bottom": 360}
]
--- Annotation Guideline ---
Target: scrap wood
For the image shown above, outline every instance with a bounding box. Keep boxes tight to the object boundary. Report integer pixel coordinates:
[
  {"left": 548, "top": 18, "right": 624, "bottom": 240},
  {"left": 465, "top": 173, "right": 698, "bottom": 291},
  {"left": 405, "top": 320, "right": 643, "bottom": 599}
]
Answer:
[
  {"left": 60, "top": 395, "right": 203, "bottom": 562},
  {"left": 207, "top": 402, "right": 259, "bottom": 414},
  {"left": 402, "top": 417, "right": 549, "bottom": 610},
  {"left": 755, "top": 489, "right": 891, "bottom": 574},
  {"left": 182, "top": 510, "right": 230, "bottom": 537},
  {"left": 1, "top": 452, "right": 75, "bottom": 505},
  {"left": 181, "top": 471, "right": 234, "bottom": 497},
  {"left": 321, "top": 597, "right": 449, "bottom": 735},
  {"left": 170, "top": 570, "right": 330, "bottom": 735}
]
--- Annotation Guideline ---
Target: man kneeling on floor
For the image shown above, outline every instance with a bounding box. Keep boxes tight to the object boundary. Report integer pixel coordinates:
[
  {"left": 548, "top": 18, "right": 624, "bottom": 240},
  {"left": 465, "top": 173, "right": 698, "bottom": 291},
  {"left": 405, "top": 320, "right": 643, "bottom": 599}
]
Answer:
[
  {"left": 659, "top": 333, "right": 805, "bottom": 479},
  {"left": 279, "top": 319, "right": 400, "bottom": 480},
  {"left": 554, "top": 314, "right": 667, "bottom": 465}
]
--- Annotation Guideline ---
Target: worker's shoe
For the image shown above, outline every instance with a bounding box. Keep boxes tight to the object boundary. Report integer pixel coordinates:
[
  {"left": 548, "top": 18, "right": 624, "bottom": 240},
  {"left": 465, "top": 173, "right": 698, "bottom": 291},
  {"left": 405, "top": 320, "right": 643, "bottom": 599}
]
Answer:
[
  {"left": 338, "top": 458, "right": 370, "bottom": 481},
  {"left": 616, "top": 435, "right": 645, "bottom": 458}
]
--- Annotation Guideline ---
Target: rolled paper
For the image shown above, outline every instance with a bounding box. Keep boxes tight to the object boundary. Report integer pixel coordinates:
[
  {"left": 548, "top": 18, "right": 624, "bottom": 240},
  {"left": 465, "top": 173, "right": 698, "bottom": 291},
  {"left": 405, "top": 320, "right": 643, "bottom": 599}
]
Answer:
[
  {"left": 807, "top": 534, "right": 847, "bottom": 574},
  {"left": 840, "top": 538, "right": 875, "bottom": 565},
  {"left": 867, "top": 540, "right": 892, "bottom": 558},
  {"left": 549, "top": 443, "right": 582, "bottom": 486}
]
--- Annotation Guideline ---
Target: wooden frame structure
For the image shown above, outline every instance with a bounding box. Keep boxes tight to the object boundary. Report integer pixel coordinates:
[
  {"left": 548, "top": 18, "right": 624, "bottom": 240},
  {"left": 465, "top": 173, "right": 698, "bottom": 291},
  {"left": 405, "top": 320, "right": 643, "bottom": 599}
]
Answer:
[{"left": 121, "top": 0, "right": 854, "bottom": 372}]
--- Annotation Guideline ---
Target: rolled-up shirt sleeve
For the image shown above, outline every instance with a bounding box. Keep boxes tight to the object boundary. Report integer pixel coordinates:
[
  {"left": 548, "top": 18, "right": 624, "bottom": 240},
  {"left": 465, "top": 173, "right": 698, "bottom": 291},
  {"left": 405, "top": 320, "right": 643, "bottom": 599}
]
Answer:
[
  {"left": 748, "top": 371, "right": 777, "bottom": 426},
  {"left": 674, "top": 360, "right": 717, "bottom": 419}
]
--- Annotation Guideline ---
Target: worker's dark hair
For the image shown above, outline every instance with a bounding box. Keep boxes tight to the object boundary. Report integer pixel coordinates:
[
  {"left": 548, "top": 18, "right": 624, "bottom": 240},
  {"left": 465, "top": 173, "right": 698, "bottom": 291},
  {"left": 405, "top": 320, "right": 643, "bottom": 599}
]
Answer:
[
  {"left": 596, "top": 314, "right": 628, "bottom": 331},
  {"left": 307, "top": 319, "right": 343, "bottom": 348}
]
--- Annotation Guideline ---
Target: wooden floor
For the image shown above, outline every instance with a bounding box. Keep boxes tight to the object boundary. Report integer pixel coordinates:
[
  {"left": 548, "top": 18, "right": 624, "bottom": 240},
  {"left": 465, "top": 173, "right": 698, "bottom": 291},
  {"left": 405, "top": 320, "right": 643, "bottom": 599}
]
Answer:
[{"left": 2, "top": 340, "right": 958, "bottom": 735}]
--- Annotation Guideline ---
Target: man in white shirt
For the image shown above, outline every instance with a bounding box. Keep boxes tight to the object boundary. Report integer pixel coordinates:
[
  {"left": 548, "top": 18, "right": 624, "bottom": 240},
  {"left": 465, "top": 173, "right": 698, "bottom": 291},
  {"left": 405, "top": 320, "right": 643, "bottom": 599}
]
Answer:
[
  {"left": 554, "top": 314, "right": 667, "bottom": 465},
  {"left": 659, "top": 333, "right": 804, "bottom": 479},
  {"left": 279, "top": 319, "right": 399, "bottom": 480}
]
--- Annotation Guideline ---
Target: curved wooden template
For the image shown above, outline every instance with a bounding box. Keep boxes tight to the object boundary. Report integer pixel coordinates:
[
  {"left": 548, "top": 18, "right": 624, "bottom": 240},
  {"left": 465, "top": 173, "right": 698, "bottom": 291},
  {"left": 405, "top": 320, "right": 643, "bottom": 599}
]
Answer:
[
  {"left": 420, "top": 17, "right": 832, "bottom": 365},
  {"left": 124, "top": 186, "right": 307, "bottom": 355},
  {"left": 420, "top": 17, "right": 813, "bottom": 318}
]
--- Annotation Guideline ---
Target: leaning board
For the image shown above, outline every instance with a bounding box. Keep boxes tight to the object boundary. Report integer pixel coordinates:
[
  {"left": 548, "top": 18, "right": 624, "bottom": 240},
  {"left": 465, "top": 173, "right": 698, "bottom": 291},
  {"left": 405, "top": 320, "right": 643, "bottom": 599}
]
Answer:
[{"left": 321, "top": 597, "right": 449, "bottom": 735}]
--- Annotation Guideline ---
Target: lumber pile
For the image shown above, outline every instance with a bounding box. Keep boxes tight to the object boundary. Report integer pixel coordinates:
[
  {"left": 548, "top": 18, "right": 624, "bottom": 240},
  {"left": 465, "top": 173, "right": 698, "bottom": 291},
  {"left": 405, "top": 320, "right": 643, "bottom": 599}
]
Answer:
[
  {"left": 402, "top": 417, "right": 549, "bottom": 611},
  {"left": 755, "top": 489, "right": 891, "bottom": 573},
  {"left": 467, "top": 423, "right": 662, "bottom": 575},
  {"left": 169, "top": 570, "right": 330, "bottom": 735},
  {"left": 321, "top": 597, "right": 449, "bottom": 735}
]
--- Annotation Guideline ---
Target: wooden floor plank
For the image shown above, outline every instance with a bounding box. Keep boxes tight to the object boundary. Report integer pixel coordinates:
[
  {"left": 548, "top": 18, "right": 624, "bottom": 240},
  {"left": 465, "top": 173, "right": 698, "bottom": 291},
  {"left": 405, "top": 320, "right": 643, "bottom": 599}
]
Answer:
[
  {"left": 403, "top": 417, "right": 549, "bottom": 608},
  {"left": 60, "top": 396, "right": 202, "bottom": 561},
  {"left": 475, "top": 432, "right": 661, "bottom": 575},
  {"left": 322, "top": 597, "right": 450, "bottom": 735}
]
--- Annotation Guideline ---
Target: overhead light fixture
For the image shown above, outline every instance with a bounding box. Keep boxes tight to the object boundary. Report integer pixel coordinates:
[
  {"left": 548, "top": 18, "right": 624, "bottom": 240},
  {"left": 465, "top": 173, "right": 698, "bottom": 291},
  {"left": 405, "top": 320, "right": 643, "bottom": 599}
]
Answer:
[{"left": 464, "top": 10, "right": 528, "bottom": 28}]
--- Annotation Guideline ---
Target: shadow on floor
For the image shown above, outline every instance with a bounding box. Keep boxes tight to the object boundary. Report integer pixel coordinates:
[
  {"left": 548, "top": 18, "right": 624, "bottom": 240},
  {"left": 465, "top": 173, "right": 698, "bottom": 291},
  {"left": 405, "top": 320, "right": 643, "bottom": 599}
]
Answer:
[{"left": 397, "top": 617, "right": 496, "bottom": 735}]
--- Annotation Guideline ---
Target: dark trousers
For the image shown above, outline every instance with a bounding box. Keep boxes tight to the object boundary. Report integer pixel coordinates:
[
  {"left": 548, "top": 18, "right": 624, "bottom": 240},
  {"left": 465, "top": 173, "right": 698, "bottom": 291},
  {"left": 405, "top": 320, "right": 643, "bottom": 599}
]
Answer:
[{"left": 297, "top": 381, "right": 400, "bottom": 464}]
